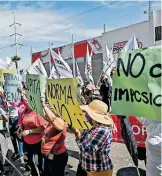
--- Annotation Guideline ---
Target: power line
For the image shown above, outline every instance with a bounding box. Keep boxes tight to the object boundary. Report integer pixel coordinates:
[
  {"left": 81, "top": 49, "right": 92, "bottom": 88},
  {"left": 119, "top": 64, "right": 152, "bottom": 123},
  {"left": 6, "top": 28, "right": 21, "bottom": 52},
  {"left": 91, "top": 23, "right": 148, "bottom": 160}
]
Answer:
[
  {"left": 0, "top": 45, "right": 11, "bottom": 50},
  {"left": 19, "top": 9, "right": 145, "bottom": 42},
  {"left": 20, "top": 1, "right": 118, "bottom": 35}
]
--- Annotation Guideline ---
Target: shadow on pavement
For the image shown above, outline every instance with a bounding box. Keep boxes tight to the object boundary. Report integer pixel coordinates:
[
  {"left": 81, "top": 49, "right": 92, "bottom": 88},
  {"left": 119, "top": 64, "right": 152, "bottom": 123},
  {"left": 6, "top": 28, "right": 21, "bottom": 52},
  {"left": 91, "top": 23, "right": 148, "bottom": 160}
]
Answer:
[
  {"left": 65, "top": 164, "right": 76, "bottom": 176},
  {"left": 116, "top": 167, "right": 146, "bottom": 176},
  {"left": 67, "top": 149, "right": 80, "bottom": 160}
]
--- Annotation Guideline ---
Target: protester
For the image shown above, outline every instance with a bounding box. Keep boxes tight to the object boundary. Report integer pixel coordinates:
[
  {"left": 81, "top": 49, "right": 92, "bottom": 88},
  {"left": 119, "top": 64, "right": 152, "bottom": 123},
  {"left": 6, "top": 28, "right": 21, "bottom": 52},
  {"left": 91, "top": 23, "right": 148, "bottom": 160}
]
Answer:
[
  {"left": 21, "top": 106, "right": 48, "bottom": 176},
  {"left": 41, "top": 98, "right": 68, "bottom": 176},
  {"left": 7, "top": 103, "right": 24, "bottom": 161},
  {"left": 137, "top": 117, "right": 162, "bottom": 176},
  {"left": 0, "top": 87, "right": 10, "bottom": 175},
  {"left": 100, "top": 73, "right": 112, "bottom": 112},
  {"left": 73, "top": 100, "right": 114, "bottom": 176}
]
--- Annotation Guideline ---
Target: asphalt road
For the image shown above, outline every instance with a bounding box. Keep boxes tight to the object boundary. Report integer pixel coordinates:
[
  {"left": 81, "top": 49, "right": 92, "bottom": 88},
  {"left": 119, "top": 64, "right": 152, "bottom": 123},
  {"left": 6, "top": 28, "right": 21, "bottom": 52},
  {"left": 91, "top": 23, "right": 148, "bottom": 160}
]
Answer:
[{"left": 4, "top": 132, "right": 146, "bottom": 176}]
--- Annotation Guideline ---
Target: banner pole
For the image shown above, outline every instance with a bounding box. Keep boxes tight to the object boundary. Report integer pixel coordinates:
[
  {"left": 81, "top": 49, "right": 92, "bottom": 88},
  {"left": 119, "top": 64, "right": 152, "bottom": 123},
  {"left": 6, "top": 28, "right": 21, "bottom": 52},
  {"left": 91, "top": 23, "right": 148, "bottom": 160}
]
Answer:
[
  {"left": 49, "top": 42, "right": 52, "bottom": 75},
  {"left": 72, "top": 34, "right": 76, "bottom": 77}
]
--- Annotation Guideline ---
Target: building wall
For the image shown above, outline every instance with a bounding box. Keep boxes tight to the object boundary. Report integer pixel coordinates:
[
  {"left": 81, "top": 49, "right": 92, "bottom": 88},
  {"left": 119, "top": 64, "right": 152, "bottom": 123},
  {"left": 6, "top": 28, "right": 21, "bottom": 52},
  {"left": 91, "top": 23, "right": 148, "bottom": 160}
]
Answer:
[{"left": 31, "top": 10, "right": 161, "bottom": 84}]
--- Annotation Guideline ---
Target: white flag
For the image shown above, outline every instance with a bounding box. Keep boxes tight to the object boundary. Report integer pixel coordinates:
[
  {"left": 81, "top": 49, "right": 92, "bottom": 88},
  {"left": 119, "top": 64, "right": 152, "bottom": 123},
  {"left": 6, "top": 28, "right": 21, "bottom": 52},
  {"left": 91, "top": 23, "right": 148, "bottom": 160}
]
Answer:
[
  {"left": 76, "top": 61, "right": 84, "bottom": 86},
  {"left": 85, "top": 45, "right": 94, "bottom": 85},
  {"left": 49, "top": 66, "right": 60, "bottom": 79},
  {"left": 27, "top": 58, "right": 48, "bottom": 78},
  {"left": 50, "top": 49, "right": 73, "bottom": 78},
  {"left": 0, "top": 58, "right": 13, "bottom": 69},
  {"left": 121, "top": 34, "right": 138, "bottom": 52},
  {"left": 103, "top": 45, "right": 115, "bottom": 75}
]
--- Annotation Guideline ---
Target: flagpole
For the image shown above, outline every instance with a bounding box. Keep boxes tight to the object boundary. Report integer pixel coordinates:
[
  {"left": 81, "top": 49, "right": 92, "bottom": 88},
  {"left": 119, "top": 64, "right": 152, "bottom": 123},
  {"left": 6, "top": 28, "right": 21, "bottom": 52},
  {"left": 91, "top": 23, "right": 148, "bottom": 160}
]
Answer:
[
  {"left": 72, "top": 34, "right": 76, "bottom": 77},
  {"left": 49, "top": 41, "right": 52, "bottom": 75}
]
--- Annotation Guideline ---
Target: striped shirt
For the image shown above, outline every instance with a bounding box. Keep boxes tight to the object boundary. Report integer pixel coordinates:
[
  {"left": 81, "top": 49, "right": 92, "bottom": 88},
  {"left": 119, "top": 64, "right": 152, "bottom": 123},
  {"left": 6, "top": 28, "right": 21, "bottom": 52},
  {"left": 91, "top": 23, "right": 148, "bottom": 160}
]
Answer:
[{"left": 77, "top": 124, "right": 113, "bottom": 172}]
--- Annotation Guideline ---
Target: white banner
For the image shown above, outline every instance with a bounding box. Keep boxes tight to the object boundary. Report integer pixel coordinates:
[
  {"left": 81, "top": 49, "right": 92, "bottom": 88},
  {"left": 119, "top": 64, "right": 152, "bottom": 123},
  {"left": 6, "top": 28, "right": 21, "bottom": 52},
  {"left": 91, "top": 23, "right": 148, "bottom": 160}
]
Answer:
[
  {"left": 27, "top": 58, "right": 48, "bottom": 78},
  {"left": 121, "top": 34, "right": 138, "bottom": 52},
  {"left": 85, "top": 45, "right": 94, "bottom": 85},
  {"left": 50, "top": 49, "right": 73, "bottom": 78}
]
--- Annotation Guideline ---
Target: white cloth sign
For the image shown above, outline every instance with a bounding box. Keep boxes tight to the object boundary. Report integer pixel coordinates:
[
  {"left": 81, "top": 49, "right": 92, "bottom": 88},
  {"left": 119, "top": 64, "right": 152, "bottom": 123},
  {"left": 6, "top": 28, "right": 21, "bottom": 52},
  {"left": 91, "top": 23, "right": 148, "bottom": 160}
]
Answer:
[
  {"left": 85, "top": 45, "right": 94, "bottom": 85},
  {"left": 49, "top": 66, "right": 60, "bottom": 79},
  {"left": 76, "top": 61, "right": 84, "bottom": 86},
  {"left": 27, "top": 58, "right": 48, "bottom": 78},
  {"left": 121, "top": 34, "right": 138, "bottom": 52},
  {"left": 50, "top": 49, "right": 73, "bottom": 78}
]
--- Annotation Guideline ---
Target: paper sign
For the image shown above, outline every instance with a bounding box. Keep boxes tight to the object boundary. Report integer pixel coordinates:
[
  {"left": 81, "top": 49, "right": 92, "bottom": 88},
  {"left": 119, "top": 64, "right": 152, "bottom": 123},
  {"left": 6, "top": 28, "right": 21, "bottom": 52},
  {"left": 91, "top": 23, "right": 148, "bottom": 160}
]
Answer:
[
  {"left": 3, "top": 73, "right": 21, "bottom": 102},
  {"left": 26, "top": 74, "right": 45, "bottom": 116},
  {"left": 0, "top": 68, "right": 16, "bottom": 87},
  {"left": 46, "top": 78, "right": 91, "bottom": 129},
  {"left": 112, "top": 46, "right": 161, "bottom": 121}
]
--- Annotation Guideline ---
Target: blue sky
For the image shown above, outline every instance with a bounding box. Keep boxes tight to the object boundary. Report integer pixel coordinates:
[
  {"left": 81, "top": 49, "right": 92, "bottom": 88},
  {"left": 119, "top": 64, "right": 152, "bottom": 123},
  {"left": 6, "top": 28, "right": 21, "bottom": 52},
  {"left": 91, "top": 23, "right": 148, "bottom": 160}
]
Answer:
[{"left": 0, "top": 1, "right": 161, "bottom": 69}]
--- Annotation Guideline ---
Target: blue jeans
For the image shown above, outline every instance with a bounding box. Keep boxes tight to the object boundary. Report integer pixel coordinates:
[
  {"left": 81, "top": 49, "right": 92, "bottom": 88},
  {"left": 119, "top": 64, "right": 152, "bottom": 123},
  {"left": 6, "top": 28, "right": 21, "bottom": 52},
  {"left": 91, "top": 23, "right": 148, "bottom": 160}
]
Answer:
[{"left": 9, "top": 116, "right": 23, "bottom": 155}]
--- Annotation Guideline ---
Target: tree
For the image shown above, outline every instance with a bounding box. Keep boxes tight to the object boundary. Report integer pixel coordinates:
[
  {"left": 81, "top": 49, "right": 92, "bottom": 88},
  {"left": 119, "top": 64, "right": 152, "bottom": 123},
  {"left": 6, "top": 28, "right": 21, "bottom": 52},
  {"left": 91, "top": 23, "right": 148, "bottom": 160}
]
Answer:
[{"left": 11, "top": 55, "right": 21, "bottom": 71}]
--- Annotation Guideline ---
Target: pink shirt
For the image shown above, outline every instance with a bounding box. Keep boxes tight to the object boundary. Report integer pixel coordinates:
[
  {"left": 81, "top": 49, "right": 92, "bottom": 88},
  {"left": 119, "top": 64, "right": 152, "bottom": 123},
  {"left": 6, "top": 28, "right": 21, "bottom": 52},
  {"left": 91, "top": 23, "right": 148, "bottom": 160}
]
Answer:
[
  {"left": 22, "top": 110, "right": 48, "bottom": 144},
  {"left": 10, "top": 97, "right": 29, "bottom": 126}
]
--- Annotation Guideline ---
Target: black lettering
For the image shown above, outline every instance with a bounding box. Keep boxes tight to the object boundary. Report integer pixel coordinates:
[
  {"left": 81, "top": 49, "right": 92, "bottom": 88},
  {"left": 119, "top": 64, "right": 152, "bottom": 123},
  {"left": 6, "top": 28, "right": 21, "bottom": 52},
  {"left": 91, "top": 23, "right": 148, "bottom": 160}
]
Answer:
[
  {"left": 67, "top": 86, "right": 74, "bottom": 105},
  {"left": 141, "top": 92, "right": 149, "bottom": 104},
  {"left": 130, "top": 89, "right": 135, "bottom": 102},
  {"left": 84, "top": 121, "right": 89, "bottom": 129},
  {"left": 55, "top": 84, "right": 59, "bottom": 100},
  {"left": 117, "top": 53, "right": 131, "bottom": 77},
  {"left": 60, "top": 85, "right": 66, "bottom": 103},
  {"left": 134, "top": 90, "right": 141, "bottom": 102},
  {"left": 153, "top": 95, "right": 162, "bottom": 107},
  {"left": 77, "top": 119, "right": 84, "bottom": 128},
  {"left": 129, "top": 53, "right": 145, "bottom": 78},
  {"left": 114, "top": 88, "right": 118, "bottom": 101},
  {"left": 150, "top": 92, "right": 153, "bottom": 105},
  {"left": 36, "top": 80, "right": 40, "bottom": 93},
  {"left": 150, "top": 64, "right": 162, "bottom": 78},
  {"left": 61, "top": 104, "right": 72, "bottom": 126},
  {"left": 118, "top": 89, "right": 129, "bottom": 101}
]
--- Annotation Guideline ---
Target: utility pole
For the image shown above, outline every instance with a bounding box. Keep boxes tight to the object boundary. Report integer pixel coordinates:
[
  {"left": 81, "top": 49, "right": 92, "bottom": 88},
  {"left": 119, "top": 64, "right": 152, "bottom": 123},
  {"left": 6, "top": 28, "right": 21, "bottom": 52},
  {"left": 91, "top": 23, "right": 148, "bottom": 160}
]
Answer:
[
  {"left": 48, "top": 41, "right": 52, "bottom": 75},
  {"left": 72, "top": 34, "right": 76, "bottom": 77},
  {"left": 148, "top": 1, "right": 152, "bottom": 20},
  {"left": 10, "top": 12, "right": 22, "bottom": 56},
  {"left": 103, "top": 24, "right": 106, "bottom": 33}
]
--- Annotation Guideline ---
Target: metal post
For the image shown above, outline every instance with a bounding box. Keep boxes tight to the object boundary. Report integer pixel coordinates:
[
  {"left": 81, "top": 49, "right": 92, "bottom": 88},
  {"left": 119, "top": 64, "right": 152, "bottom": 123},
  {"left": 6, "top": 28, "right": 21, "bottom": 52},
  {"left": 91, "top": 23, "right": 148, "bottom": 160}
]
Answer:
[
  {"left": 13, "top": 12, "right": 18, "bottom": 56},
  {"left": 49, "top": 41, "right": 52, "bottom": 75},
  {"left": 72, "top": 34, "right": 76, "bottom": 77}
]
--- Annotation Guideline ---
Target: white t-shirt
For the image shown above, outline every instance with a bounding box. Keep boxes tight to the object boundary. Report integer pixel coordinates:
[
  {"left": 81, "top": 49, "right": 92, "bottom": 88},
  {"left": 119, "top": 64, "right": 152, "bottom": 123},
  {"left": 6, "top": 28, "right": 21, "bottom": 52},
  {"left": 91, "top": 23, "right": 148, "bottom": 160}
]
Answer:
[{"left": 138, "top": 117, "right": 162, "bottom": 176}]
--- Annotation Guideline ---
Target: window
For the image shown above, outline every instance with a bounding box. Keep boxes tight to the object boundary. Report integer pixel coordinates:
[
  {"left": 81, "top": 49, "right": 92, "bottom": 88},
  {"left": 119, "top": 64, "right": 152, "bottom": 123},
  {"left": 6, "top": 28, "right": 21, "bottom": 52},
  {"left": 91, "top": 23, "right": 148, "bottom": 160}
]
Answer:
[{"left": 155, "top": 26, "right": 161, "bottom": 41}]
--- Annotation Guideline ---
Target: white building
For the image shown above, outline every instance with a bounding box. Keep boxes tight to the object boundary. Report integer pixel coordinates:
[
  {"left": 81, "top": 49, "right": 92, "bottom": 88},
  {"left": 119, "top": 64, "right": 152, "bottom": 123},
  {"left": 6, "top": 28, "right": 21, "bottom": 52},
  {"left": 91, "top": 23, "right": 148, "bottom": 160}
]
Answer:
[{"left": 32, "top": 10, "right": 161, "bottom": 84}]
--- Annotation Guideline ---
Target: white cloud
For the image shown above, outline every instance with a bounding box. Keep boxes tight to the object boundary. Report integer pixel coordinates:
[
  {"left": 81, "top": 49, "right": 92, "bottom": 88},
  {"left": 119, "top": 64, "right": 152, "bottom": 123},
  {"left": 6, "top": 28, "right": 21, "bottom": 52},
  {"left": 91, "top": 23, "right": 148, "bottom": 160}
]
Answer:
[{"left": 0, "top": 2, "right": 105, "bottom": 69}]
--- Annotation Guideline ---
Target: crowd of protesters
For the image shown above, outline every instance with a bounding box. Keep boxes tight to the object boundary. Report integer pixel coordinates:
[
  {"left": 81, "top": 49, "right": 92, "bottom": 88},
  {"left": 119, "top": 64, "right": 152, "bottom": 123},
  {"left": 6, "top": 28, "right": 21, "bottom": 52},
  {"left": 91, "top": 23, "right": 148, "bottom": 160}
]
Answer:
[{"left": 0, "top": 71, "right": 161, "bottom": 176}]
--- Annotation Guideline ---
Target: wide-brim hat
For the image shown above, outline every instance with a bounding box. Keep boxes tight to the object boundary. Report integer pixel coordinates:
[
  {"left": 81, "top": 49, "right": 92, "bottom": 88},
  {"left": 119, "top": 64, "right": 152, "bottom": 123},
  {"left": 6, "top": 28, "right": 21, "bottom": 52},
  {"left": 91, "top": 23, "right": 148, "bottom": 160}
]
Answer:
[{"left": 80, "top": 100, "right": 114, "bottom": 126}]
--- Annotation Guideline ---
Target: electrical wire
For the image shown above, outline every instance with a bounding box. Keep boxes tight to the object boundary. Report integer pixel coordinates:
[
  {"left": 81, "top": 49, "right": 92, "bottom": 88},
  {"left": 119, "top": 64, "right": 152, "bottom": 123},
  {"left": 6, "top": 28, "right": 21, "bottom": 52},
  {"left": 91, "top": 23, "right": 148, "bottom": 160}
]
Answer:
[
  {"left": 0, "top": 45, "right": 11, "bottom": 50},
  {"left": 19, "top": 9, "right": 145, "bottom": 43},
  {"left": 20, "top": 1, "right": 118, "bottom": 35}
]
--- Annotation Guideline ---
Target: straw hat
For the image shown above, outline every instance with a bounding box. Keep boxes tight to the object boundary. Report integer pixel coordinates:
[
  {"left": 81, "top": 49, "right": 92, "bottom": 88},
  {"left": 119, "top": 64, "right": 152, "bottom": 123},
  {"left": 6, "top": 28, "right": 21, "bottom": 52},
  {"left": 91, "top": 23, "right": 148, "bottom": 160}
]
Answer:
[{"left": 80, "top": 100, "right": 114, "bottom": 126}]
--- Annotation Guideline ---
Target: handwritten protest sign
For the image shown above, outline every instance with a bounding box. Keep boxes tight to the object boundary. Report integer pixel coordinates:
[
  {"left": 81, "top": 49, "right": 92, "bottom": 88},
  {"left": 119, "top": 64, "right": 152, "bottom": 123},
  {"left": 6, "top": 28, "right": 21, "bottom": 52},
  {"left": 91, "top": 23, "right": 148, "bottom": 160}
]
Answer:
[
  {"left": 3, "top": 73, "right": 21, "bottom": 102},
  {"left": 46, "top": 78, "right": 91, "bottom": 129},
  {"left": 0, "top": 68, "right": 16, "bottom": 87},
  {"left": 112, "top": 46, "right": 161, "bottom": 121},
  {"left": 26, "top": 74, "right": 45, "bottom": 116}
]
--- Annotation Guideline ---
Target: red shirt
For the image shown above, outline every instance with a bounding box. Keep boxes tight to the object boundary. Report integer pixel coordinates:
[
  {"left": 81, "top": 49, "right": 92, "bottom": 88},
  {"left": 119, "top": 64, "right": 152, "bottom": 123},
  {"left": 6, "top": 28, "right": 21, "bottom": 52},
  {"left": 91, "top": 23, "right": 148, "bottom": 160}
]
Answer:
[
  {"left": 22, "top": 110, "right": 48, "bottom": 144},
  {"left": 43, "top": 122, "right": 67, "bottom": 155}
]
